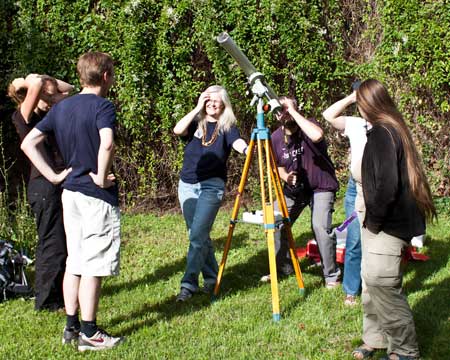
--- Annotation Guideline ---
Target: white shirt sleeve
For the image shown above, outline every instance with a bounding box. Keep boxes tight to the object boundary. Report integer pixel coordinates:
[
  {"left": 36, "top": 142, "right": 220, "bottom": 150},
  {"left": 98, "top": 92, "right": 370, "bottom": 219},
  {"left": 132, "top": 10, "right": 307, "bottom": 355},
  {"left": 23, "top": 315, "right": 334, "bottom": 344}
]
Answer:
[{"left": 343, "top": 116, "right": 368, "bottom": 184}]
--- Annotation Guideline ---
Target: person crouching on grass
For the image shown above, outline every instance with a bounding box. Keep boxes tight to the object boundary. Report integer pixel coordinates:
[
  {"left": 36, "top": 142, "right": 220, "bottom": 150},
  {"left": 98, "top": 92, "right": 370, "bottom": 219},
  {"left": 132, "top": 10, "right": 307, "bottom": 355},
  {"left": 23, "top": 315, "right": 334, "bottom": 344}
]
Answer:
[{"left": 173, "top": 85, "right": 248, "bottom": 302}]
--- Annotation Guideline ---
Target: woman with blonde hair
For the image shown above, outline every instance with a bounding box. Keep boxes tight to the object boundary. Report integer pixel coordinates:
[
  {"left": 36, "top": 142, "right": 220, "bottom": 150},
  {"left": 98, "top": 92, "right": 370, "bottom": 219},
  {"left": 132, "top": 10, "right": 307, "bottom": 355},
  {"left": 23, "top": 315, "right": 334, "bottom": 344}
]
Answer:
[
  {"left": 352, "top": 79, "right": 436, "bottom": 360},
  {"left": 173, "top": 85, "right": 248, "bottom": 302}
]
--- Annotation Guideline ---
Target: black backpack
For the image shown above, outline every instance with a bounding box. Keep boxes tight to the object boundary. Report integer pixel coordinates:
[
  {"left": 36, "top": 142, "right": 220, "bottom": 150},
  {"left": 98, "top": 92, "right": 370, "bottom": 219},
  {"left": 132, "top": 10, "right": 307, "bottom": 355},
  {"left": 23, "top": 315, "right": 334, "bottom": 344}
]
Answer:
[{"left": 0, "top": 240, "right": 33, "bottom": 302}]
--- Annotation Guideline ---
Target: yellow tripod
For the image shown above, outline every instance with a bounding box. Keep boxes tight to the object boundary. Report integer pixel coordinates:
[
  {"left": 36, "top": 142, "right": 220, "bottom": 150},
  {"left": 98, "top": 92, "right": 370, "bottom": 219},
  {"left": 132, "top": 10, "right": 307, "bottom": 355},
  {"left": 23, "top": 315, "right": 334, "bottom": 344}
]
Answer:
[{"left": 213, "top": 97, "right": 305, "bottom": 321}]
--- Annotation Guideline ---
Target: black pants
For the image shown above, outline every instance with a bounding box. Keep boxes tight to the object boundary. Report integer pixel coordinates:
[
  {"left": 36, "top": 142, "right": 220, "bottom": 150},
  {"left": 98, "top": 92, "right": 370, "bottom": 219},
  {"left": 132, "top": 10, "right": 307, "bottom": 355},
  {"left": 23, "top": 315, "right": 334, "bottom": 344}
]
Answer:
[{"left": 28, "top": 177, "right": 67, "bottom": 311}]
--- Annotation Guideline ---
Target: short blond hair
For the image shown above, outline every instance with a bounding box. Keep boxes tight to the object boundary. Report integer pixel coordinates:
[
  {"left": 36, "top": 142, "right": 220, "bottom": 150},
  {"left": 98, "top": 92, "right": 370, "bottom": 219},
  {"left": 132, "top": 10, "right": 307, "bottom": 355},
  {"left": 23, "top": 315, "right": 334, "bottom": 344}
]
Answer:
[{"left": 77, "top": 51, "right": 114, "bottom": 87}]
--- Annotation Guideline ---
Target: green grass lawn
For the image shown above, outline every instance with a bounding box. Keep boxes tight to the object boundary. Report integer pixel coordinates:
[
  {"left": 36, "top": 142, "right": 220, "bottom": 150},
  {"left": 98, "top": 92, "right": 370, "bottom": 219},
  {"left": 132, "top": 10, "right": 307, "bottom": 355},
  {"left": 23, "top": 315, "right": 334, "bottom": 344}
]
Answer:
[{"left": 1, "top": 199, "right": 449, "bottom": 359}]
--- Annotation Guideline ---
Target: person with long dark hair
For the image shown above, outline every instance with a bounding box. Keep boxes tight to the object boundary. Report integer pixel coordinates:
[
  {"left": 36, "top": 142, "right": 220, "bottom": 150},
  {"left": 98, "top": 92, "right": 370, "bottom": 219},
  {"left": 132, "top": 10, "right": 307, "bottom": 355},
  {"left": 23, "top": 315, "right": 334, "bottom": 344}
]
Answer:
[
  {"left": 351, "top": 79, "right": 436, "bottom": 360},
  {"left": 173, "top": 85, "right": 248, "bottom": 302}
]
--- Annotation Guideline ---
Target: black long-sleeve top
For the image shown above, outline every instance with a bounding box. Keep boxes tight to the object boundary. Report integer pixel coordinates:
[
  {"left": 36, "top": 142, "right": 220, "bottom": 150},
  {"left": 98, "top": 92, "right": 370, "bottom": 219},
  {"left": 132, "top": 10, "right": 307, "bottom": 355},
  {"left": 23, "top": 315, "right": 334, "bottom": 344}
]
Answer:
[{"left": 361, "top": 124, "right": 425, "bottom": 240}]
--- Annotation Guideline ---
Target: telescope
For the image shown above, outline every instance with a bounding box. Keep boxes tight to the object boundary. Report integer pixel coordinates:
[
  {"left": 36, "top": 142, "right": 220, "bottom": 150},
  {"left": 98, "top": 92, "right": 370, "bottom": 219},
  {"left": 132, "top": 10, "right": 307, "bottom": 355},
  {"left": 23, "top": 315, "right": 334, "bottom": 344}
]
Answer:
[{"left": 216, "top": 32, "right": 281, "bottom": 113}]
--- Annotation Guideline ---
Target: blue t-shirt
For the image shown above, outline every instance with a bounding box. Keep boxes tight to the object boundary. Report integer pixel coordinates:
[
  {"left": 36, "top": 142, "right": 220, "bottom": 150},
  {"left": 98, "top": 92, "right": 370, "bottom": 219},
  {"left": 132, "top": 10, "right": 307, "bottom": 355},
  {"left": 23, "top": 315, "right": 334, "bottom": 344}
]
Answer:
[
  {"left": 180, "top": 120, "right": 240, "bottom": 183},
  {"left": 36, "top": 93, "right": 118, "bottom": 206}
]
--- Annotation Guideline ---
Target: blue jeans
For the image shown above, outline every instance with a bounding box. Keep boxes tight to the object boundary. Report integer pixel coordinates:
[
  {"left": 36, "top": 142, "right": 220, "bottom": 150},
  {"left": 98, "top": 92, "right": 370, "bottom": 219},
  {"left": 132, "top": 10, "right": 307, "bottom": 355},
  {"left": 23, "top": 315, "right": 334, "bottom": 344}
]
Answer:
[
  {"left": 343, "top": 176, "right": 362, "bottom": 296},
  {"left": 178, "top": 178, "right": 225, "bottom": 293}
]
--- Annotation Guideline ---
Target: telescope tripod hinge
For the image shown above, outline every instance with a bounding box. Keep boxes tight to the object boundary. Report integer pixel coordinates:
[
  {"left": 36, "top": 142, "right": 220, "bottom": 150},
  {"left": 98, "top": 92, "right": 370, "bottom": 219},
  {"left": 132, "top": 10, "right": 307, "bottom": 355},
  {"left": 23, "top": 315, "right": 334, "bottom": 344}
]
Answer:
[{"left": 264, "top": 223, "right": 276, "bottom": 230}]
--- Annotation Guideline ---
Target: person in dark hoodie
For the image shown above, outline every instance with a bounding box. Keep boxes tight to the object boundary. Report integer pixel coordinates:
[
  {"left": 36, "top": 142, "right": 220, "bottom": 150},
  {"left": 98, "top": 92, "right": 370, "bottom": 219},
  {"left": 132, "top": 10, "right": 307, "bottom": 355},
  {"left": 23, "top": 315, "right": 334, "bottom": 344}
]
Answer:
[{"left": 351, "top": 79, "right": 436, "bottom": 360}]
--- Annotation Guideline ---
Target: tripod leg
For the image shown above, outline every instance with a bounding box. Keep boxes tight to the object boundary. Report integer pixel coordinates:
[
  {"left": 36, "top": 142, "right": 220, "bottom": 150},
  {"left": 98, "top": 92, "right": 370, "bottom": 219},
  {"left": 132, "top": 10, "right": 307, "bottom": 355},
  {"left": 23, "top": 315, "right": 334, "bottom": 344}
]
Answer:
[
  {"left": 260, "top": 139, "right": 281, "bottom": 321},
  {"left": 264, "top": 202, "right": 281, "bottom": 321},
  {"left": 214, "top": 140, "right": 256, "bottom": 297},
  {"left": 268, "top": 141, "right": 305, "bottom": 294}
]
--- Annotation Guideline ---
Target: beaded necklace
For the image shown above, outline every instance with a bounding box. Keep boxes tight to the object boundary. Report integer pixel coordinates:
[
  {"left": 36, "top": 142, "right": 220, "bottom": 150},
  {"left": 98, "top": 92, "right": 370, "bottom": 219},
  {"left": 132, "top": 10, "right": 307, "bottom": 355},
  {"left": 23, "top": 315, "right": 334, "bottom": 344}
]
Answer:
[{"left": 201, "top": 121, "right": 220, "bottom": 146}]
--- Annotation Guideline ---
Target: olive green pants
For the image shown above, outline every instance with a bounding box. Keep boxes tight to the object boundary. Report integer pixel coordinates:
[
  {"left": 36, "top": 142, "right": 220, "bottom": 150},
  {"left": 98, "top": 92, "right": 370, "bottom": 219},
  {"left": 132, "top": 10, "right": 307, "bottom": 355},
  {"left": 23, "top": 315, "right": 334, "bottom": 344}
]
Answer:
[{"left": 361, "top": 228, "right": 420, "bottom": 358}]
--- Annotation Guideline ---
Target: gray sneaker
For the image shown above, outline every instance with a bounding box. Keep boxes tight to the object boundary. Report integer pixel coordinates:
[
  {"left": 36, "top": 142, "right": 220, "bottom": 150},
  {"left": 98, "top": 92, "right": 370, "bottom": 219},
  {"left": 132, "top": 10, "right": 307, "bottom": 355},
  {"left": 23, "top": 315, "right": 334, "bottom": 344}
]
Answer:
[
  {"left": 77, "top": 329, "right": 124, "bottom": 352},
  {"left": 176, "top": 287, "right": 193, "bottom": 302},
  {"left": 62, "top": 326, "right": 80, "bottom": 345}
]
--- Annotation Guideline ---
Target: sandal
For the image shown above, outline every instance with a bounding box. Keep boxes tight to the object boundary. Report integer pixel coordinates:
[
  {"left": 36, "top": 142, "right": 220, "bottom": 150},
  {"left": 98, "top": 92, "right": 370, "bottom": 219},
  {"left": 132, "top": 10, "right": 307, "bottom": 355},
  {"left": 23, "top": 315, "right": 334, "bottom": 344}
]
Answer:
[
  {"left": 344, "top": 294, "right": 357, "bottom": 306},
  {"left": 352, "top": 346, "right": 375, "bottom": 359}
]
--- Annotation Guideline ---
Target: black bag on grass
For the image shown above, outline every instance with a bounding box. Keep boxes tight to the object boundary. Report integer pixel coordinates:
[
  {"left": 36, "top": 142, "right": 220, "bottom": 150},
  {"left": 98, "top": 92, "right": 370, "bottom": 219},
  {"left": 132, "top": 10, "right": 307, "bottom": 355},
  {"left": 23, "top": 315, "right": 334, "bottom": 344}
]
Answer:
[{"left": 0, "top": 239, "right": 32, "bottom": 302}]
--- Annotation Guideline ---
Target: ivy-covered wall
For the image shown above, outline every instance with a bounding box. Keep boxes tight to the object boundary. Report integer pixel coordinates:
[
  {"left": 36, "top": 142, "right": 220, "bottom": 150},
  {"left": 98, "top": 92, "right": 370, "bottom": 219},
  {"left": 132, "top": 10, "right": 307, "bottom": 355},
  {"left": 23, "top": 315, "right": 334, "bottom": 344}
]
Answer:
[{"left": 1, "top": 0, "right": 449, "bottom": 209}]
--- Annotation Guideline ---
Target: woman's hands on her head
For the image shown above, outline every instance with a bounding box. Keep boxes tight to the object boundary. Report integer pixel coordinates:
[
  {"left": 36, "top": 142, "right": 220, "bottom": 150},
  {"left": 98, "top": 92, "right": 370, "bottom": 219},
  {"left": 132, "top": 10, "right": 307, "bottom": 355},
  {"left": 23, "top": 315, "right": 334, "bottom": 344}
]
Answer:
[
  {"left": 24, "top": 74, "right": 43, "bottom": 87},
  {"left": 195, "top": 90, "right": 211, "bottom": 112},
  {"left": 12, "top": 74, "right": 44, "bottom": 92}
]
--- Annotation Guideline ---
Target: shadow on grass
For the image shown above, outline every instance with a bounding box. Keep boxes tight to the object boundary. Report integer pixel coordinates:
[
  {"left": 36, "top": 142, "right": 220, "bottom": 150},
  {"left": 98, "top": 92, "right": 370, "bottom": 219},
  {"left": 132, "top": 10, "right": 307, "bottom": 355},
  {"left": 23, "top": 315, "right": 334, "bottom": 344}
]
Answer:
[
  {"left": 403, "top": 235, "right": 450, "bottom": 358},
  {"left": 414, "top": 276, "right": 450, "bottom": 358},
  {"left": 105, "top": 248, "right": 270, "bottom": 336},
  {"left": 211, "top": 231, "right": 251, "bottom": 251},
  {"left": 210, "top": 215, "right": 324, "bottom": 313},
  {"left": 106, "top": 230, "right": 325, "bottom": 335},
  {"left": 202, "top": 244, "right": 322, "bottom": 309},
  {"left": 108, "top": 291, "right": 214, "bottom": 336},
  {"left": 206, "top": 219, "right": 327, "bottom": 309},
  {"left": 101, "top": 256, "right": 186, "bottom": 297},
  {"left": 102, "top": 232, "right": 251, "bottom": 297}
]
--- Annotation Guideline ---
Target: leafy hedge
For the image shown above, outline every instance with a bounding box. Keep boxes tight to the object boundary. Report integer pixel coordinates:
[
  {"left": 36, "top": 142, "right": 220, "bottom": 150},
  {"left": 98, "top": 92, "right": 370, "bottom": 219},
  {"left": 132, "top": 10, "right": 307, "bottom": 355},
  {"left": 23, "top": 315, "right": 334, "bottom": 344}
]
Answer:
[{"left": 1, "top": 0, "right": 449, "bottom": 210}]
